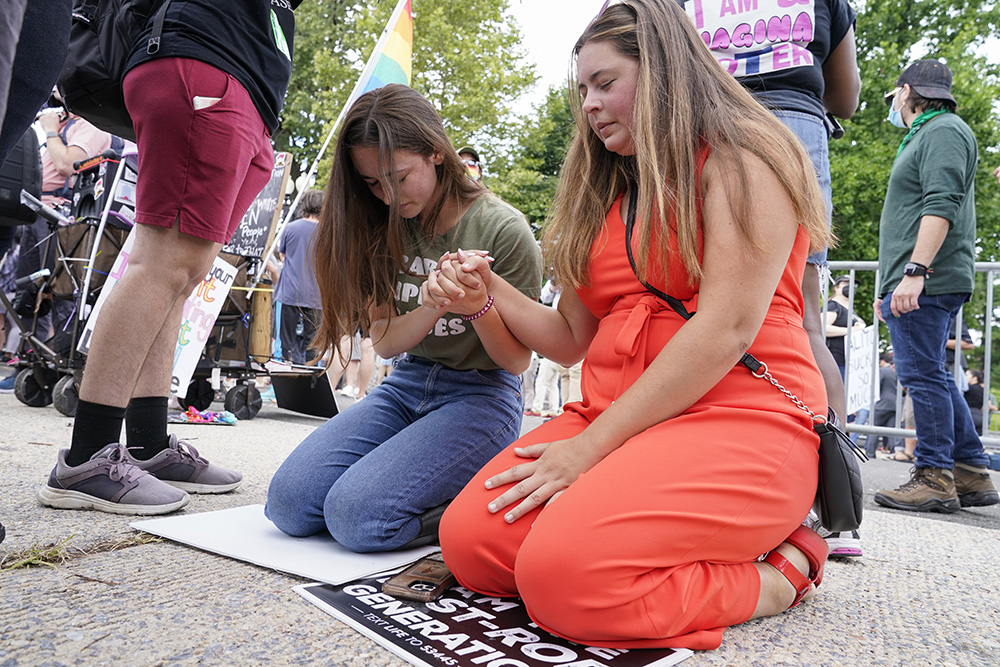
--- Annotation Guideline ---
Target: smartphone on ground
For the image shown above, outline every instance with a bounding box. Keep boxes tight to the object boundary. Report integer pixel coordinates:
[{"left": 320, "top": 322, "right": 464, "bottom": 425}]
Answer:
[{"left": 382, "top": 552, "right": 455, "bottom": 602}]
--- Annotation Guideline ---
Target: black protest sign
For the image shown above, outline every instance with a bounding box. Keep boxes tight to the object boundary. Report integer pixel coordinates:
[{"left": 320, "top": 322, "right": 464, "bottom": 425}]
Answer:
[
  {"left": 296, "top": 578, "right": 692, "bottom": 667},
  {"left": 222, "top": 152, "right": 291, "bottom": 258}
]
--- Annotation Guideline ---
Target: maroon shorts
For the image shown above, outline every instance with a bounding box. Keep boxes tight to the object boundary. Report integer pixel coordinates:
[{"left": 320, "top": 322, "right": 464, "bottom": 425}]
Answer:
[{"left": 123, "top": 57, "right": 274, "bottom": 244}]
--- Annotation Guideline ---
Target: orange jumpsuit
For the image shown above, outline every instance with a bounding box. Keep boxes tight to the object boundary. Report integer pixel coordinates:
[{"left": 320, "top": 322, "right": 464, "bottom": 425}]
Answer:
[{"left": 439, "top": 188, "right": 825, "bottom": 651}]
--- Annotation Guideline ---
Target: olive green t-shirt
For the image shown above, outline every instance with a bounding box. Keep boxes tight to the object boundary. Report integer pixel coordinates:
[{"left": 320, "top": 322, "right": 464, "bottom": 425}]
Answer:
[
  {"left": 878, "top": 113, "right": 978, "bottom": 297},
  {"left": 395, "top": 195, "right": 542, "bottom": 370}
]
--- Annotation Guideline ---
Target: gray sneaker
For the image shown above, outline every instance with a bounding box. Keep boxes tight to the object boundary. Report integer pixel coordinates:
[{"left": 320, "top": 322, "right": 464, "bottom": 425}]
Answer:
[
  {"left": 37, "top": 443, "right": 189, "bottom": 515},
  {"left": 131, "top": 434, "right": 242, "bottom": 494}
]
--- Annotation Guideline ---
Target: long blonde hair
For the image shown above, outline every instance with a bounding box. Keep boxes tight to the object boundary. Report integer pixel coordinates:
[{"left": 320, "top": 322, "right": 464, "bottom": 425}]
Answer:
[
  {"left": 312, "top": 84, "right": 484, "bottom": 354},
  {"left": 544, "top": 0, "right": 829, "bottom": 288}
]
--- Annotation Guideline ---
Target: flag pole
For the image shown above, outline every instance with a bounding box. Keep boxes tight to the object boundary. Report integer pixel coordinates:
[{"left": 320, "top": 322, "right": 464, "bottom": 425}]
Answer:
[{"left": 254, "top": 0, "right": 411, "bottom": 282}]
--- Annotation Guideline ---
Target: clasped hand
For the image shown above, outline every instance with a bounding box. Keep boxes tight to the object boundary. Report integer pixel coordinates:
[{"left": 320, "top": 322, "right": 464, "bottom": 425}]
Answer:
[{"left": 421, "top": 249, "right": 493, "bottom": 315}]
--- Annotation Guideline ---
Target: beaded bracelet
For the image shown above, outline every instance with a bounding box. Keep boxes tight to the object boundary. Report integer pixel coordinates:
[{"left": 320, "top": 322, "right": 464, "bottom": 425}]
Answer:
[{"left": 462, "top": 295, "right": 494, "bottom": 321}]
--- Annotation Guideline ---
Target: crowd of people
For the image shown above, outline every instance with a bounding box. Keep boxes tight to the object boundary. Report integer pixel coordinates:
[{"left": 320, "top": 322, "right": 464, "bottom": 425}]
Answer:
[{"left": 2, "top": 0, "right": 999, "bottom": 652}]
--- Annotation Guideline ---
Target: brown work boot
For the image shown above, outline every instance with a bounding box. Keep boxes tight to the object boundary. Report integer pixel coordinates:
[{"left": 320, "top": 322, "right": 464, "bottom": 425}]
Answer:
[
  {"left": 874, "top": 467, "right": 961, "bottom": 513},
  {"left": 953, "top": 463, "right": 1000, "bottom": 507}
]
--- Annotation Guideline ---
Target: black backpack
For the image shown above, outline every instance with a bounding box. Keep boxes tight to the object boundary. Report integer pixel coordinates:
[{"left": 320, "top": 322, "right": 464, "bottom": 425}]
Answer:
[
  {"left": 57, "top": 0, "right": 172, "bottom": 142},
  {"left": 0, "top": 128, "right": 43, "bottom": 227}
]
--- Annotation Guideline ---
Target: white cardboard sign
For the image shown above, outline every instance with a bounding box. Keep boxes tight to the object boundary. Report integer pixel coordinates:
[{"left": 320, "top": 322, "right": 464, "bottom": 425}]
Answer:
[{"left": 78, "top": 229, "right": 236, "bottom": 396}]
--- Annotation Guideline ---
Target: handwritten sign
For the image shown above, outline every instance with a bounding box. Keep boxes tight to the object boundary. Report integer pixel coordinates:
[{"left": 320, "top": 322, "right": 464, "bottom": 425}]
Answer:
[
  {"left": 222, "top": 152, "right": 291, "bottom": 258},
  {"left": 846, "top": 325, "right": 878, "bottom": 415},
  {"left": 78, "top": 229, "right": 237, "bottom": 397},
  {"left": 169, "top": 259, "right": 238, "bottom": 396}
]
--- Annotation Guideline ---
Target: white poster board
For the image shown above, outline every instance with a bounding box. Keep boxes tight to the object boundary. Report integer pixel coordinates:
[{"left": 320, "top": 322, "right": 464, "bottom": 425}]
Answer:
[
  {"left": 131, "top": 505, "right": 436, "bottom": 585},
  {"left": 845, "top": 324, "right": 878, "bottom": 415},
  {"left": 78, "top": 229, "right": 237, "bottom": 396}
]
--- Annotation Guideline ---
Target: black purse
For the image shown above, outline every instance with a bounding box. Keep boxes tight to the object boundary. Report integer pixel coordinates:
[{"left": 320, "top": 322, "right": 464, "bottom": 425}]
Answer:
[{"left": 622, "top": 191, "right": 866, "bottom": 531}]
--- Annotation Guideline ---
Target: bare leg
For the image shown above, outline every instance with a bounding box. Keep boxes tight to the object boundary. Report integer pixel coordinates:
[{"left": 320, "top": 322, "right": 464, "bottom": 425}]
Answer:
[
  {"left": 131, "top": 273, "right": 209, "bottom": 399},
  {"left": 801, "top": 263, "right": 846, "bottom": 421},
  {"left": 78, "top": 222, "right": 221, "bottom": 408},
  {"left": 357, "top": 337, "right": 375, "bottom": 396},
  {"left": 342, "top": 360, "right": 359, "bottom": 389},
  {"left": 750, "top": 542, "right": 815, "bottom": 618},
  {"left": 323, "top": 344, "right": 349, "bottom": 394}
]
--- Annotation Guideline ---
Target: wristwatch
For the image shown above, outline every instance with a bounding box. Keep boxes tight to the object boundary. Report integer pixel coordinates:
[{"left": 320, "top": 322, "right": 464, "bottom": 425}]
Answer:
[
  {"left": 903, "top": 261, "right": 929, "bottom": 277},
  {"left": 45, "top": 131, "right": 60, "bottom": 140}
]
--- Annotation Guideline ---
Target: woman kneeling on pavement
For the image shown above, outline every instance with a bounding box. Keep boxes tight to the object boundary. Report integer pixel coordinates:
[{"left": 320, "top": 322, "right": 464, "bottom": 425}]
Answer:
[
  {"left": 436, "top": 0, "right": 832, "bottom": 650},
  {"left": 265, "top": 84, "right": 542, "bottom": 553}
]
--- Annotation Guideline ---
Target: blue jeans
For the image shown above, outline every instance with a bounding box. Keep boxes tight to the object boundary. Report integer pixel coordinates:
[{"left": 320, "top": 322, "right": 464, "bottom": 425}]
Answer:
[
  {"left": 773, "top": 110, "right": 831, "bottom": 266},
  {"left": 265, "top": 356, "right": 523, "bottom": 552},
  {"left": 881, "top": 292, "right": 988, "bottom": 469},
  {"left": 849, "top": 408, "right": 869, "bottom": 446}
]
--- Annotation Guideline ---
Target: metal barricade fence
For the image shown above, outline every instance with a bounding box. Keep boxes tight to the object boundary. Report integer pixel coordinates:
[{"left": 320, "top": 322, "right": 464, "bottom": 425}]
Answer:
[{"left": 825, "top": 260, "right": 1000, "bottom": 451}]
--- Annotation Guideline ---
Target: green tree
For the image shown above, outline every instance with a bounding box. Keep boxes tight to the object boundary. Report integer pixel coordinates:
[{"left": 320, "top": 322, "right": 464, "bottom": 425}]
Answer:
[
  {"left": 488, "top": 85, "right": 576, "bottom": 233},
  {"left": 271, "top": 1, "right": 353, "bottom": 175},
  {"left": 829, "top": 1, "right": 1000, "bottom": 380},
  {"left": 273, "top": 0, "right": 536, "bottom": 188},
  {"left": 829, "top": 0, "right": 1000, "bottom": 265}
]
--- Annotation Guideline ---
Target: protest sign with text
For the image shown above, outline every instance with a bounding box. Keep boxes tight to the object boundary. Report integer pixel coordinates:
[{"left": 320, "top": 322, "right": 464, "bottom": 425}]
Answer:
[
  {"left": 78, "top": 229, "right": 237, "bottom": 396},
  {"left": 846, "top": 324, "right": 878, "bottom": 415},
  {"left": 296, "top": 577, "right": 692, "bottom": 667}
]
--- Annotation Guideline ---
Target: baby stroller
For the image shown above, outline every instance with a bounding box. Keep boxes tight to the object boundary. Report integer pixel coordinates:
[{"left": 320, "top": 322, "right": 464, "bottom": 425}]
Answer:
[
  {"left": 181, "top": 152, "right": 333, "bottom": 421},
  {"left": 0, "top": 150, "right": 134, "bottom": 415}
]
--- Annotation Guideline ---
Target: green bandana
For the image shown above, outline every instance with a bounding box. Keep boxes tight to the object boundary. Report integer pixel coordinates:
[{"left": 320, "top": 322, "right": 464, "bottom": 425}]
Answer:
[{"left": 896, "top": 109, "right": 951, "bottom": 157}]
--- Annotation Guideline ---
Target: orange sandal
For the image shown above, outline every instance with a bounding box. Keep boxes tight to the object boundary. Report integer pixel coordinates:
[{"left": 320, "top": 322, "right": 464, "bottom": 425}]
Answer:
[{"left": 763, "top": 525, "right": 829, "bottom": 608}]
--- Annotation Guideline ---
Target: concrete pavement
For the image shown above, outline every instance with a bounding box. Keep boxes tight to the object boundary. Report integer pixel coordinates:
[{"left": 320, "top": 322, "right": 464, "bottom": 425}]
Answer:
[{"left": 1, "top": 384, "right": 998, "bottom": 666}]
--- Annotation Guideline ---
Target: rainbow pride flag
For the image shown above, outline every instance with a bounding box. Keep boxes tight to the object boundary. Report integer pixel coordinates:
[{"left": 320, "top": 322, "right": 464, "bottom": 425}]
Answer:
[{"left": 357, "top": 0, "right": 413, "bottom": 94}]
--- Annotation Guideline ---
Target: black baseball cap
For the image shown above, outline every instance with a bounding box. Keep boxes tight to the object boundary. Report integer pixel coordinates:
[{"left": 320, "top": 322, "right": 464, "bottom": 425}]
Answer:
[
  {"left": 897, "top": 59, "right": 955, "bottom": 104},
  {"left": 833, "top": 274, "right": 858, "bottom": 286}
]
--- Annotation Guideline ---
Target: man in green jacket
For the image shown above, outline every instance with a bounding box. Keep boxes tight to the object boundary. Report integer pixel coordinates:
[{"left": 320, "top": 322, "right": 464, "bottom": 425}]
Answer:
[{"left": 873, "top": 60, "right": 998, "bottom": 513}]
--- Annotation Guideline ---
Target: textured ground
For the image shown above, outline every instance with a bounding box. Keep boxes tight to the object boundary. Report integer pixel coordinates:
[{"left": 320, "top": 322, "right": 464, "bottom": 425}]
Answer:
[{"left": 1, "top": 385, "right": 998, "bottom": 666}]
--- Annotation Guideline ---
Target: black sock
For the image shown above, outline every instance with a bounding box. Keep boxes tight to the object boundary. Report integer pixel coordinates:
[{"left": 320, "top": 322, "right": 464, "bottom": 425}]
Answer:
[
  {"left": 68, "top": 400, "right": 127, "bottom": 467},
  {"left": 125, "top": 396, "right": 169, "bottom": 461}
]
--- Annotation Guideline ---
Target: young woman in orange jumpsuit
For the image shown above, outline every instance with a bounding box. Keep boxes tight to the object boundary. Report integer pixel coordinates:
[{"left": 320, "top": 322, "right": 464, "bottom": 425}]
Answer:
[{"left": 430, "top": 0, "right": 833, "bottom": 651}]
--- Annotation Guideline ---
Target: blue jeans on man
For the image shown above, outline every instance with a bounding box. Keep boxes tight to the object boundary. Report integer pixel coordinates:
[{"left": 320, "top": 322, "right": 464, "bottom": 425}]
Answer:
[{"left": 881, "top": 292, "right": 988, "bottom": 470}]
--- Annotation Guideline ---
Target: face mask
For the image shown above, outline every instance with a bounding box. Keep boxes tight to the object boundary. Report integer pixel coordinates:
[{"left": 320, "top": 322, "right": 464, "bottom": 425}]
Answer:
[
  {"left": 886, "top": 88, "right": 907, "bottom": 128},
  {"left": 886, "top": 105, "right": 907, "bottom": 129},
  {"left": 841, "top": 286, "right": 850, "bottom": 298}
]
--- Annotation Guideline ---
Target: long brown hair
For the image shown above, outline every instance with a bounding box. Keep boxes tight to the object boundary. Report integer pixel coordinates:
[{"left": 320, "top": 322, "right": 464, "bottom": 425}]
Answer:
[
  {"left": 544, "top": 0, "right": 829, "bottom": 288},
  {"left": 312, "top": 84, "right": 483, "bottom": 354}
]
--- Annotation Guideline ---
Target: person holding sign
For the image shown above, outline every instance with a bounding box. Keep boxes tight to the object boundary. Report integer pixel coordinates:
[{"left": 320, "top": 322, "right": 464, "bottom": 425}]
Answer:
[
  {"left": 438, "top": 1, "right": 832, "bottom": 650},
  {"left": 824, "top": 274, "right": 865, "bottom": 379},
  {"left": 38, "top": 0, "right": 302, "bottom": 515},
  {"left": 265, "top": 84, "right": 542, "bottom": 553}
]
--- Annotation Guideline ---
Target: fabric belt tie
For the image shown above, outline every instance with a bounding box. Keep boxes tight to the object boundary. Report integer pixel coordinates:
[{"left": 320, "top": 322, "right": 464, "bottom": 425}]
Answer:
[
  {"left": 615, "top": 294, "right": 666, "bottom": 357},
  {"left": 612, "top": 294, "right": 669, "bottom": 398}
]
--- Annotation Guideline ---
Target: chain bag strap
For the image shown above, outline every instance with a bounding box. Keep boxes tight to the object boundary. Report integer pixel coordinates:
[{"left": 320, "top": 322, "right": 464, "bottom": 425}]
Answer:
[{"left": 623, "top": 188, "right": 866, "bottom": 531}]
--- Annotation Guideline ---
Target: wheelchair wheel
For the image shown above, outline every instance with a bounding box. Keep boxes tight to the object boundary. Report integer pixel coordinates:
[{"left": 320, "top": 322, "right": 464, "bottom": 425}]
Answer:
[
  {"left": 14, "top": 368, "right": 56, "bottom": 407},
  {"left": 53, "top": 375, "right": 80, "bottom": 417},
  {"left": 178, "top": 378, "right": 215, "bottom": 412},
  {"left": 224, "top": 384, "right": 261, "bottom": 421}
]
